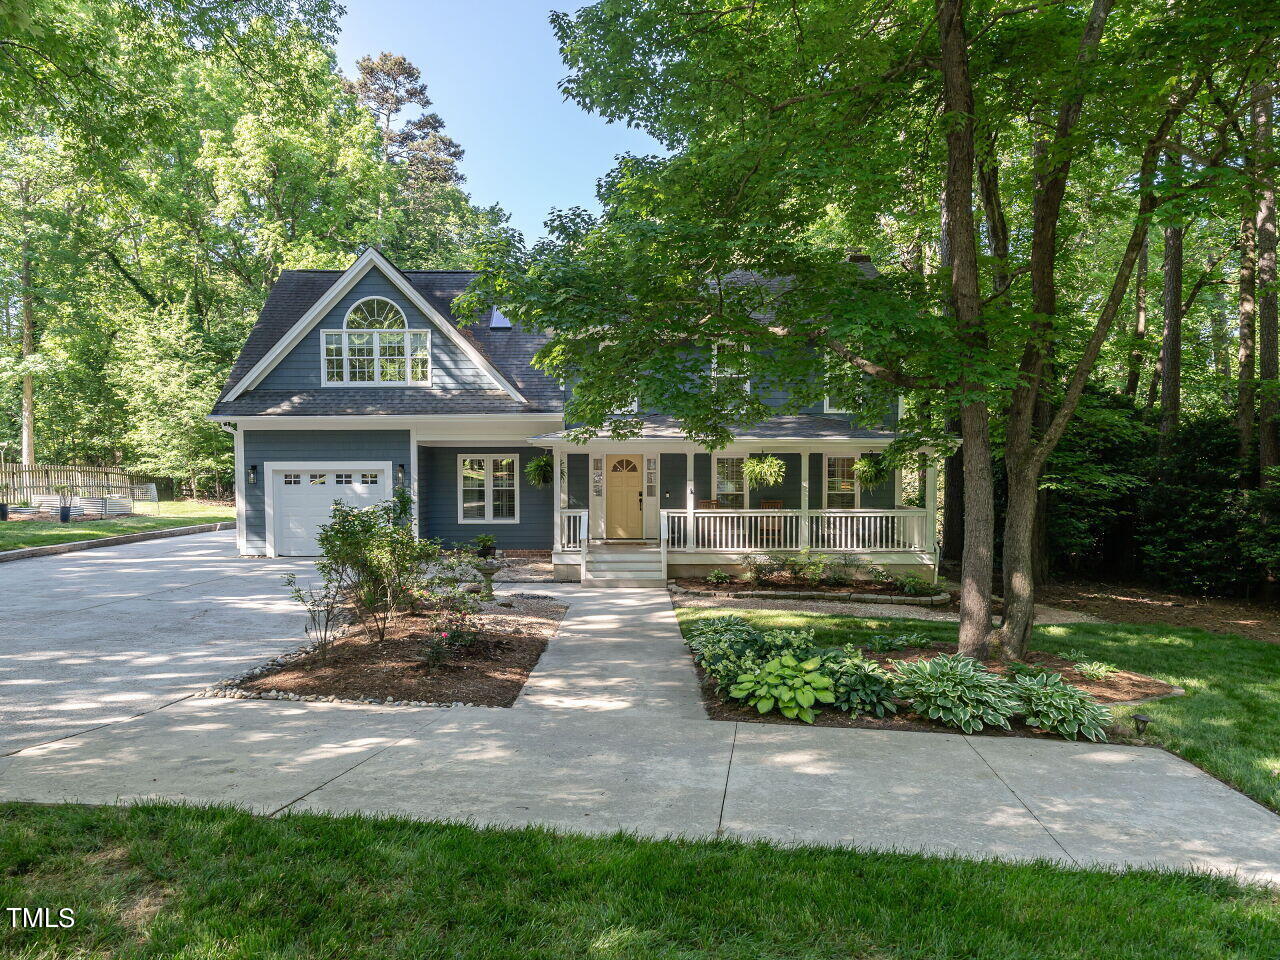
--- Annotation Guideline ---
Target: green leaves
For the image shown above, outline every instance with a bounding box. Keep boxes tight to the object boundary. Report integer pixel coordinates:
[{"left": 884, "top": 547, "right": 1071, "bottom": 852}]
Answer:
[
  {"left": 894, "top": 654, "right": 1020, "bottom": 735},
  {"left": 1014, "top": 672, "right": 1112, "bottom": 742}
]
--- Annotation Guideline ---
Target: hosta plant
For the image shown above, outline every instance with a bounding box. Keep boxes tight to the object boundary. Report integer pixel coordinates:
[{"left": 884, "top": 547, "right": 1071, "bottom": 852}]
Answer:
[
  {"left": 894, "top": 654, "right": 1020, "bottom": 734},
  {"left": 729, "top": 655, "right": 836, "bottom": 723},
  {"left": 1014, "top": 672, "right": 1112, "bottom": 741},
  {"left": 827, "top": 649, "right": 898, "bottom": 717}
]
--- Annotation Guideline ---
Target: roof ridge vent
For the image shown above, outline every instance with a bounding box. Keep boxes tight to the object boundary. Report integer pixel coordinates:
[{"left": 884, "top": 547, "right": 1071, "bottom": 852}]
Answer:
[{"left": 490, "top": 307, "right": 512, "bottom": 330}]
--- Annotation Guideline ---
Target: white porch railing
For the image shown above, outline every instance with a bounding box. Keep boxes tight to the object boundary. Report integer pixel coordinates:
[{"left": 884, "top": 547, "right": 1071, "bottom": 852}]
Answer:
[
  {"left": 660, "top": 508, "right": 933, "bottom": 554},
  {"left": 560, "top": 509, "right": 588, "bottom": 551}
]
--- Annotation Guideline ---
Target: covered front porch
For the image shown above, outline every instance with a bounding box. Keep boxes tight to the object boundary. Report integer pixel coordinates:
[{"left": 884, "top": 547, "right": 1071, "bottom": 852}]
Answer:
[{"left": 534, "top": 416, "right": 939, "bottom": 584}]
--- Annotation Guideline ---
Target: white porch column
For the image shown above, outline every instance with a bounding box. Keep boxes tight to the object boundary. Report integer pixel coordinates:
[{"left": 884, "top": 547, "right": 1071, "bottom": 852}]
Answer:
[
  {"left": 554, "top": 449, "right": 566, "bottom": 549},
  {"left": 799, "top": 449, "right": 810, "bottom": 548},
  {"left": 924, "top": 460, "right": 939, "bottom": 574},
  {"left": 686, "top": 451, "right": 695, "bottom": 549}
]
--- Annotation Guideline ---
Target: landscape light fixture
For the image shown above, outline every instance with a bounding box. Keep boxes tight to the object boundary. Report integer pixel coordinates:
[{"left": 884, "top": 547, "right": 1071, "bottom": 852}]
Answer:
[{"left": 1132, "top": 714, "right": 1152, "bottom": 736}]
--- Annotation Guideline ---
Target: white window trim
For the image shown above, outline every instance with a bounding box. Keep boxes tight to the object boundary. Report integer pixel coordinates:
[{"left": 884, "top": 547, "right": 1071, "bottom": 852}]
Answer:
[
  {"left": 344, "top": 295, "right": 407, "bottom": 329},
  {"left": 320, "top": 325, "right": 431, "bottom": 386},
  {"left": 710, "top": 343, "right": 751, "bottom": 394},
  {"left": 457, "top": 454, "right": 521, "bottom": 524},
  {"left": 711, "top": 453, "right": 749, "bottom": 509},
  {"left": 822, "top": 452, "right": 861, "bottom": 509},
  {"left": 823, "top": 397, "right": 850, "bottom": 414}
]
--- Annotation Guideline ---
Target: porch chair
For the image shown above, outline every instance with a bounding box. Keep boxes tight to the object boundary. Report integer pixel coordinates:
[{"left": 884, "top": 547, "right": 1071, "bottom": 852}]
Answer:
[{"left": 758, "top": 500, "right": 785, "bottom": 546}]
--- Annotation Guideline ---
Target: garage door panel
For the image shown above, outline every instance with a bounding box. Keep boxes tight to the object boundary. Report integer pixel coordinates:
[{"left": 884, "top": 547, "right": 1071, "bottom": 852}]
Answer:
[{"left": 272, "top": 467, "right": 385, "bottom": 556}]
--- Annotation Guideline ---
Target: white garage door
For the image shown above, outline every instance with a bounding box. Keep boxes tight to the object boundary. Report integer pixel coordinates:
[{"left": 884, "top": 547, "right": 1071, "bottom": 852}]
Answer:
[{"left": 272, "top": 468, "right": 386, "bottom": 556}]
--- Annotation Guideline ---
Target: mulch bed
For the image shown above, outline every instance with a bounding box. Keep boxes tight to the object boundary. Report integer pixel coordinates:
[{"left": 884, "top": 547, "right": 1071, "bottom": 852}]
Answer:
[
  {"left": 1039, "top": 580, "right": 1280, "bottom": 646},
  {"left": 692, "top": 640, "right": 1176, "bottom": 737},
  {"left": 674, "top": 576, "right": 934, "bottom": 596},
  {"left": 239, "top": 594, "right": 567, "bottom": 706}
]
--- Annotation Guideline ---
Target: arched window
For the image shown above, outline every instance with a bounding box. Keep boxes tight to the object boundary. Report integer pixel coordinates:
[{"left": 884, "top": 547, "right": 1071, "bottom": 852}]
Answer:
[
  {"left": 323, "top": 297, "right": 429, "bottom": 385},
  {"left": 345, "top": 297, "right": 405, "bottom": 330}
]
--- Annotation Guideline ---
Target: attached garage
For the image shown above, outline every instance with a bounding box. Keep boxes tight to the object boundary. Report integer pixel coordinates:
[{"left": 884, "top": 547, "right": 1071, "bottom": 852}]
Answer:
[{"left": 266, "top": 461, "right": 391, "bottom": 556}]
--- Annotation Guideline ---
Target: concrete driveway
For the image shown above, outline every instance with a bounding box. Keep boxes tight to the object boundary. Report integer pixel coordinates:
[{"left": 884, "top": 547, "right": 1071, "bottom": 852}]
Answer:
[
  {"left": 3, "top": 533, "right": 1280, "bottom": 885},
  {"left": 0, "top": 532, "right": 311, "bottom": 755}
]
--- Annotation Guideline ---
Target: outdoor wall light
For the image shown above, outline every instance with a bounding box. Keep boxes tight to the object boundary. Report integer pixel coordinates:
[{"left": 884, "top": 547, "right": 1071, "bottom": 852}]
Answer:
[
  {"left": 396, "top": 464, "right": 406, "bottom": 485},
  {"left": 247, "top": 464, "right": 257, "bottom": 485}
]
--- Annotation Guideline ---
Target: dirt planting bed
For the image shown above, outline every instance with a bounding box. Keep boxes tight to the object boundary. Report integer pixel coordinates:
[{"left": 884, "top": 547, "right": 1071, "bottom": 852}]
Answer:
[
  {"left": 694, "top": 639, "right": 1176, "bottom": 737},
  {"left": 234, "top": 594, "right": 567, "bottom": 706}
]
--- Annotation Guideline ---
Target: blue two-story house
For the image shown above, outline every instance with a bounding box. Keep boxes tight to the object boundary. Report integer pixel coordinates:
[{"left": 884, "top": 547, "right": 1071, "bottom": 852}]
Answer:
[{"left": 210, "top": 248, "right": 939, "bottom": 585}]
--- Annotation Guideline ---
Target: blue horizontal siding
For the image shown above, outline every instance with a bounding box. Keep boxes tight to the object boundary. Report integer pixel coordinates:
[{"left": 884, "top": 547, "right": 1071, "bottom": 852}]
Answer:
[
  {"left": 241, "top": 429, "right": 412, "bottom": 553},
  {"left": 417, "top": 446, "right": 553, "bottom": 550},
  {"left": 254, "top": 268, "right": 491, "bottom": 393}
]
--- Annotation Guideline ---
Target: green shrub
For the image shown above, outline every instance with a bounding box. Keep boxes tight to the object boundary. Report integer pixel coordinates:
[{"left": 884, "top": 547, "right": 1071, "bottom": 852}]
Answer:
[
  {"left": 738, "top": 553, "right": 776, "bottom": 584},
  {"left": 894, "top": 654, "right": 1020, "bottom": 734},
  {"left": 1013, "top": 672, "right": 1111, "bottom": 741},
  {"left": 705, "top": 568, "right": 733, "bottom": 585},
  {"left": 893, "top": 574, "right": 936, "bottom": 596},
  {"left": 827, "top": 649, "right": 898, "bottom": 717},
  {"left": 316, "top": 490, "right": 438, "bottom": 642},
  {"left": 728, "top": 655, "right": 836, "bottom": 723}
]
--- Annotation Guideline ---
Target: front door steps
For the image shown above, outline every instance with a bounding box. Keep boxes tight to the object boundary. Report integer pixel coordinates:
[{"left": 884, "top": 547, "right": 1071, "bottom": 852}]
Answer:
[{"left": 582, "top": 541, "right": 665, "bottom": 588}]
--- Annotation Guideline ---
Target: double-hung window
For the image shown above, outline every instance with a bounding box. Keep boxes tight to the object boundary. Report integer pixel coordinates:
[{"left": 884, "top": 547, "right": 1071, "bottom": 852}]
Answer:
[
  {"left": 710, "top": 343, "right": 750, "bottom": 394},
  {"left": 714, "top": 456, "right": 747, "bottom": 509},
  {"left": 322, "top": 297, "right": 430, "bottom": 385},
  {"left": 825, "top": 456, "right": 858, "bottom": 509},
  {"left": 458, "top": 455, "right": 519, "bottom": 523}
]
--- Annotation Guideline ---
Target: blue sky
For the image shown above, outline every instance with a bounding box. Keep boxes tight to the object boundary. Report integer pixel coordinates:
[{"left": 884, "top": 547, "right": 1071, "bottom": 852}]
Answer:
[{"left": 333, "top": 0, "right": 662, "bottom": 242}]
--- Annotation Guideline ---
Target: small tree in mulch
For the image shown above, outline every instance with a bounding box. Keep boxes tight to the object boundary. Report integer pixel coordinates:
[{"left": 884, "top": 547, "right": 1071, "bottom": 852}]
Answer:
[
  {"left": 315, "top": 489, "right": 439, "bottom": 642},
  {"left": 283, "top": 572, "right": 349, "bottom": 662}
]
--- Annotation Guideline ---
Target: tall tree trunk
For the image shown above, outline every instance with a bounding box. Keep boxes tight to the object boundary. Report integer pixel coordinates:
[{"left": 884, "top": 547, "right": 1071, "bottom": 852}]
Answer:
[
  {"left": 938, "top": 179, "right": 965, "bottom": 568},
  {"left": 20, "top": 234, "right": 35, "bottom": 467},
  {"left": 936, "top": 0, "right": 996, "bottom": 658},
  {"left": 993, "top": 0, "right": 1114, "bottom": 660},
  {"left": 1158, "top": 219, "right": 1184, "bottom": 451},
  {"left": 1124, "top": 236, "right": 1149, "bottom": 396},
  {"left": 1238, "top": 209, "right": 1258, "bottom": 476},
  {"left": 1256, "top": 84, "right": 1280, "bottom": 482},
  {"left": 941, "top": 415, "right": 965, "bottom": 564}
]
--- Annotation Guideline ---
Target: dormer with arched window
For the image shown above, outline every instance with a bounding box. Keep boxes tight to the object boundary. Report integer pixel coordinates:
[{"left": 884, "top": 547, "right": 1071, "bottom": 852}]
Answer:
[{"left": 322, "top": 296, "right": 431, "bottom": 385}]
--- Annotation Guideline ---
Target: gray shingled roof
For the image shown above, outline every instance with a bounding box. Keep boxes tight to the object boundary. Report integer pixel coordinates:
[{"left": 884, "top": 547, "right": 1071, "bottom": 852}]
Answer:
[
  {"left": 532, "top": 415, "right": 895, "bottom": 442},
  {"left": 211, "top": 388, "right": 557, "bottom": 418},
  {"left": 213, "top": 267, "right": 562, "bottom": 417}
]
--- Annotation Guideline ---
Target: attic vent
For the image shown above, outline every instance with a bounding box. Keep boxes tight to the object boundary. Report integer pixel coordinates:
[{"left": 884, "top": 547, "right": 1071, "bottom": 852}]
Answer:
[{"left": 490, "top": 308, "right": 512, "bottom": 329}]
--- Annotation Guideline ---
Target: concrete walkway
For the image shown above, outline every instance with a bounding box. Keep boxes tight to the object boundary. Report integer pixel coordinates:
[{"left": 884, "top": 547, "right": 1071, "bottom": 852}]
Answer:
[{"left": 2, "top": 535, "right": 1280, "bottom": 885}]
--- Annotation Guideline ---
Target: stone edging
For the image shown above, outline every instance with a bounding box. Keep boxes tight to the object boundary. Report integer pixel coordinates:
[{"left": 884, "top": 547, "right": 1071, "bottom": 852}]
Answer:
[
  {"left": 669, "top": 583, "right": 951, "bottom": 606},
  {"left": 0, "top": 521, "right": 235, "bottom": 564}
]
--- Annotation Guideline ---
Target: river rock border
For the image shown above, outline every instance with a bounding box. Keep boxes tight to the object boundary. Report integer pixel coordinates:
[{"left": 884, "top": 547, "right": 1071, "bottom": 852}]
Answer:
[{"left": 668, "top": 582, "right": 951, "bottom": 606}]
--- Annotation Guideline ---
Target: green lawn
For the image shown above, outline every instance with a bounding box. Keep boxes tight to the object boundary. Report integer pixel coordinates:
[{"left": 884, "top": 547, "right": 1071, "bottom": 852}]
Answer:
[
  {"left": 675, "top": 606, "right": 1280, "bottom": 813},
  {"left": 0, "top": 501, "right": 233, "bottom": 551},
  {"left": 1, "top": 803, "right": 1276, "bottom": 959}
]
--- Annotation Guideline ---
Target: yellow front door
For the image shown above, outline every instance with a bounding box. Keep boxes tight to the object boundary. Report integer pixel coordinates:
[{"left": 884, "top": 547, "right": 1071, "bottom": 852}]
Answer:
[{"left": 605, "top": 455, "right": 644, "bottom": 538}]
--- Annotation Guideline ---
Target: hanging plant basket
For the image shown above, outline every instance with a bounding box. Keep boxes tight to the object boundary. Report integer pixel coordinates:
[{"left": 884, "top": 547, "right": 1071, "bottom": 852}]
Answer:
[
  {"left": 524, "top": 454, "right": 554, "bottom": 488},
  {"left": 742, "top": 455, "right": 787, "bottom": 489}
]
